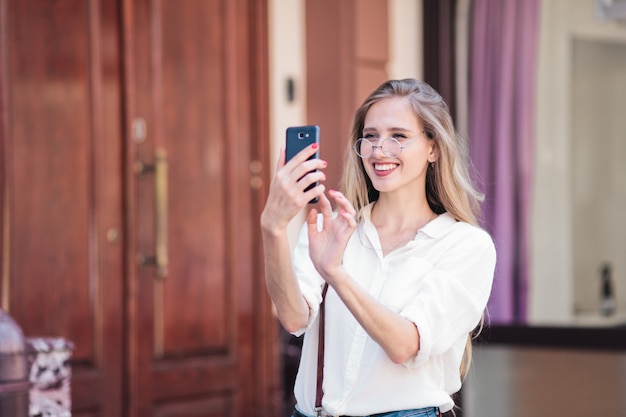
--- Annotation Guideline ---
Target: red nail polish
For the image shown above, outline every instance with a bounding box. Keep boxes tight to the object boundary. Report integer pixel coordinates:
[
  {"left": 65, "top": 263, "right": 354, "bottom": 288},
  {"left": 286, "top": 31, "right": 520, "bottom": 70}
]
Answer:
[
  {"left": 322, "top": 160, "right": 328, "bottom": 167},
  {"left": 312, "top": 143, "right": 319, "bottom": 149}
]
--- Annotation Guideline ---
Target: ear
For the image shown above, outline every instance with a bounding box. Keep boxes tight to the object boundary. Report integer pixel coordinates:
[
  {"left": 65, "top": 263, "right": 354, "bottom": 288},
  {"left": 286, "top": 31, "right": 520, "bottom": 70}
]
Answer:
[{"left": 427, "top": 142, "right": 439, "bottom": 163}]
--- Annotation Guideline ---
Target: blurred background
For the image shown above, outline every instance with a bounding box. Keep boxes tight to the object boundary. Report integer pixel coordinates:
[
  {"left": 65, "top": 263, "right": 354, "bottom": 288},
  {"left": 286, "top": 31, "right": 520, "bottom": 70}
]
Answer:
[{"left": 1, "top": 0, "right": 625, "bottom": 416}]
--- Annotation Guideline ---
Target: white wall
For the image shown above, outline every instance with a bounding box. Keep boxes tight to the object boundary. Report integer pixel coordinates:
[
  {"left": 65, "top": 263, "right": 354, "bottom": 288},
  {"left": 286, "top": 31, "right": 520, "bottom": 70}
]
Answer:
[
  {"left": 388, "top": 0, "right": 423, "bottom": 81},
  {"left": 570, "top": 38, "right": 626, "bottom": 322},
  {"left": 268, "top": 0, "right": 307, "bottom": 243},
  {"left": 268, "top": 0, "right": 307, "bottom": 168}
]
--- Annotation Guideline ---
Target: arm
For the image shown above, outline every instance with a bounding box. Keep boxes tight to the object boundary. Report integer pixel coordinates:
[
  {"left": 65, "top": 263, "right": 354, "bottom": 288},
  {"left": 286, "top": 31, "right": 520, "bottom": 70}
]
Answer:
[
  {"left": 260, "top": 145, "right": 327, "bottom": 332},
  {"left": 401, "top": 232, "right": 496, "bottom": 363},
  {"left": 261, "top": 228, "right": 309, "bottom": 332},
  {"left": 328, "top": 269, "right": 420, "bottom": 364}
]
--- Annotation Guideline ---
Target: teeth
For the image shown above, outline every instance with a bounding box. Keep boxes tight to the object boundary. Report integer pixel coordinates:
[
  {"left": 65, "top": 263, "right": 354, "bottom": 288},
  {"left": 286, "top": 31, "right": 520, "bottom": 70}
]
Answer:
[{"left": 374, "top": 163, "right": 397, "bottom": 171}]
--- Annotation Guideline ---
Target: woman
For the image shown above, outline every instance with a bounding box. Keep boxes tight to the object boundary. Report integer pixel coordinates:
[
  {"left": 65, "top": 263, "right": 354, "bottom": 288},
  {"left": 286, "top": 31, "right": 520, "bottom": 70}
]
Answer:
[{"left": 261, "top": 79, "right": 496, "bottom": 417}]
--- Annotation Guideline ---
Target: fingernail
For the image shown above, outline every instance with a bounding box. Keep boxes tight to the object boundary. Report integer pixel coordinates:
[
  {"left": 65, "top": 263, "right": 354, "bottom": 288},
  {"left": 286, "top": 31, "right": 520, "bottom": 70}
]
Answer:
[
  {"left": 312, "top": 143, "right": 319, "bottom": 149},
  {"left": 322, "top": 160, "right": 328, "bottom": 167}
]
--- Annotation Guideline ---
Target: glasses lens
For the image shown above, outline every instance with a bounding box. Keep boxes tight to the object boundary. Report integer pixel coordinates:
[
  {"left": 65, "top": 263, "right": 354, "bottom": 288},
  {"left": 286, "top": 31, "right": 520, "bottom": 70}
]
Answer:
[
  {"left": 382, "top": 138, "right": 402, "bottom": 158},
  {"left": 355, "top": 138, "right": 372, "bottom": 158}
]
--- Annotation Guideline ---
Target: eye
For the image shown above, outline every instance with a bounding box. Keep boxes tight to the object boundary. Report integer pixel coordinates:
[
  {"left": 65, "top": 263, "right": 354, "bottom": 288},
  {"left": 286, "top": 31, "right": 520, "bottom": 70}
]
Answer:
[
  {"left": 392, "top": 133, "right": 410, "bottom": 142},
  {"left": 363, "top": 133, "right": 379, "bottom": 140}
]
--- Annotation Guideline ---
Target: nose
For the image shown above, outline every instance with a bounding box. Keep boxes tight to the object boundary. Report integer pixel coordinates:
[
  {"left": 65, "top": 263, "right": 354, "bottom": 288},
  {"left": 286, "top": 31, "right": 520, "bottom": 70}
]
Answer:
[{"left": 371, "top": 144, "right": 386, "bottom": 157}]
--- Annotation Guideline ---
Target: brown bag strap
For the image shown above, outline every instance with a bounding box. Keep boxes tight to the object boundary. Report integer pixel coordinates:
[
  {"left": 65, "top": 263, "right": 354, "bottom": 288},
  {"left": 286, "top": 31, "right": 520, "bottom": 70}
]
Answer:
[{"left": 315, "top": 283, "right": 329, "bottom": 414}]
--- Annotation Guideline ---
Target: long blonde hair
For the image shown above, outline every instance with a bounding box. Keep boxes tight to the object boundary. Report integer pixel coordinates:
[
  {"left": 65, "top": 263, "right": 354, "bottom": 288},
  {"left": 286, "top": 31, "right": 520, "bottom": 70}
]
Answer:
[{"left": 340, "top": 78, "right": 485, "bottom": 379}]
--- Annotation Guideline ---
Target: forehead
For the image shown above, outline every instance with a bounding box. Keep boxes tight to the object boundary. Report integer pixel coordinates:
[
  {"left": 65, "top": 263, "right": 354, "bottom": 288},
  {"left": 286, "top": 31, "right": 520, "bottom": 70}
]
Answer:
[{"left": 363, "top": 96, "right": 421, "bottom": 131}]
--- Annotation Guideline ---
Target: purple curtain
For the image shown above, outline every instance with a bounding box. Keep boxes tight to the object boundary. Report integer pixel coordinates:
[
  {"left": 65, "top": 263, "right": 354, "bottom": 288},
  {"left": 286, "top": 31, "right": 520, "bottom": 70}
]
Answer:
[{"left": 469, "top": 0, "right": 539, "bottom": 324}]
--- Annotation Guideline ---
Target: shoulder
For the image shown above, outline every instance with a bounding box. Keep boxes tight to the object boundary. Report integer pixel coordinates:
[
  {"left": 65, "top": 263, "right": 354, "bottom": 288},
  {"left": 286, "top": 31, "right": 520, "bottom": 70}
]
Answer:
[
  {"left": 451, "top": 218, "right": 492, "bottom": 244},
  {"left": 429, "top": 213, "right": 495, "bottom": 255}
]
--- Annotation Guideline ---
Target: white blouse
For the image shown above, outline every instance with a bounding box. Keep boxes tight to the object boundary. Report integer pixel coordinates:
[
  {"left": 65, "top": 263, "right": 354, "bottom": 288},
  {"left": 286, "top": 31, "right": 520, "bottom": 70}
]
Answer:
[{"left": 291, "top": 204, "right": 496, "bottom": 416}]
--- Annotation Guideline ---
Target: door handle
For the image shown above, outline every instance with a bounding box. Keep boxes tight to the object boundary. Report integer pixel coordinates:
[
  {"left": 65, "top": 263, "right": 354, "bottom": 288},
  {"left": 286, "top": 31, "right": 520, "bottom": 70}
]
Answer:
[
  {"left": 154, "top": 148, "right": 168, "bottom": 278},
  {"left": 135, "top": 148, "right": 169, "bottom": 279}
]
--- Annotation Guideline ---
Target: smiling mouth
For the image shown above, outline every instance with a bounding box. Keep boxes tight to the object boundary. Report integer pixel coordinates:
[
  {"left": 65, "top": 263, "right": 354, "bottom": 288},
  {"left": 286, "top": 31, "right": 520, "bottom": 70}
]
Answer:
[{"left": 374, "top": 163, "right": 398, "bottom": 171}]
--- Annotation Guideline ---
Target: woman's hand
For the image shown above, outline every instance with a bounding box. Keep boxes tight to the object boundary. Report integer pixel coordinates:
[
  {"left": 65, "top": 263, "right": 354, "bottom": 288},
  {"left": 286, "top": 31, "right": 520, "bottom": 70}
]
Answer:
[
  {"left": 260, "top": 144, "right": 327, "bottom": 236},
  {"left": 306, "top": 189, "right": 357, "bottom": 283}
]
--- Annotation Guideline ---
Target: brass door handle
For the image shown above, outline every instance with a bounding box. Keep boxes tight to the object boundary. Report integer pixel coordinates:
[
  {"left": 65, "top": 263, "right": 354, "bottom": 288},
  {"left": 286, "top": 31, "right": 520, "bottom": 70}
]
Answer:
[
  {"left": 154, "top": 148, "right": 168, "bottom": 278},
  {"left": 135, "top": 148, "right": 169, "bottom": 279}
]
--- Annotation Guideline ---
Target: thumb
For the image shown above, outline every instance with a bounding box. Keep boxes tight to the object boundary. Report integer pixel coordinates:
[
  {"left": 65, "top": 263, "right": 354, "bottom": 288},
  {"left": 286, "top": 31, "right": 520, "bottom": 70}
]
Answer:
[{"left": 306, "top": 208, "right": 319, "bottom": 235}]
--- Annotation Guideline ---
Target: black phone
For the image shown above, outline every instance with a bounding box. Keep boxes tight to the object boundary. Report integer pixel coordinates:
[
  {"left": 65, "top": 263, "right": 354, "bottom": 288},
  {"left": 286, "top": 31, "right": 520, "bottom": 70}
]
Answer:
[{"left": 285, "top": 125, "right": 320, "bottom": 203}]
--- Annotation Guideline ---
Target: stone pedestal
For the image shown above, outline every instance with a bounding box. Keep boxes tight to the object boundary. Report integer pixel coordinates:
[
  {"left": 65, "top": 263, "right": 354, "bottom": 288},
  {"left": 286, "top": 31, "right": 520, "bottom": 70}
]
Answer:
[{"left": 26, "top": 338, "right": 74, "bottom": 417}]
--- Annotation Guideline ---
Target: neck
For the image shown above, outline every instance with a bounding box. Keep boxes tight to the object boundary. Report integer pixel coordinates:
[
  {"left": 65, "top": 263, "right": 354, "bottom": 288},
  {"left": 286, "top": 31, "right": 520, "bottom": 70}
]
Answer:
[{"left": 371, "top": 193, "right": 436, "bottom": 233}]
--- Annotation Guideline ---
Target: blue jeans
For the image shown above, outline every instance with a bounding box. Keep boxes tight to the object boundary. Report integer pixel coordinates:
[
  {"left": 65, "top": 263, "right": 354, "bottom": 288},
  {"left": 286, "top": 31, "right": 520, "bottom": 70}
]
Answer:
[
  {"left": 292, "top": 407, "right": 440, "bottom": 417},
  {"left": 375, "top": 408, "right": 439, "bottom": 417}
]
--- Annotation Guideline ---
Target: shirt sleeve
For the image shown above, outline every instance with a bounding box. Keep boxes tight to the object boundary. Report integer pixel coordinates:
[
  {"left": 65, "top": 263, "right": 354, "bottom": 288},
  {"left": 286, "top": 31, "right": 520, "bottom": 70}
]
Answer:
[
  {"left": 399, "top": 224, "right": 496, "bottom": 368},
  {"left": 290, "top": 219, "right": 326, "bottom": 337}
]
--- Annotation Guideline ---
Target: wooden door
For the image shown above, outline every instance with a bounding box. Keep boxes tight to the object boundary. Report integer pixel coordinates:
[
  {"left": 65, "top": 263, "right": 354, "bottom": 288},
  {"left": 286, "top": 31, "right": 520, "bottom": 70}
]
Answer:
[
  {"left": 122, "top": 0, "right": 276, "bottom": 416},
  {"left": 0, "top": 1, "right": 126, "bottom": 416},
  {"left": 0, "top": 0, "right": 277, "bottom": 416}
]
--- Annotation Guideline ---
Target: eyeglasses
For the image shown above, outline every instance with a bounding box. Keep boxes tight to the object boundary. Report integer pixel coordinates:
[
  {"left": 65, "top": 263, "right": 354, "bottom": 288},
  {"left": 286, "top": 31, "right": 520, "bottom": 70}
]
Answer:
[{"left": 352, "top": 135, "right": 420, "bottom": 159}]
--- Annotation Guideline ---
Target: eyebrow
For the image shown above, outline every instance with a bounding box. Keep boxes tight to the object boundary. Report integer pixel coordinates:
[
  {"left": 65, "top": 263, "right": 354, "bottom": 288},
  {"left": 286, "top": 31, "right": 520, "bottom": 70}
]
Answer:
[{"left": 362, "top": 127, "right": 413, "bottom": 134}]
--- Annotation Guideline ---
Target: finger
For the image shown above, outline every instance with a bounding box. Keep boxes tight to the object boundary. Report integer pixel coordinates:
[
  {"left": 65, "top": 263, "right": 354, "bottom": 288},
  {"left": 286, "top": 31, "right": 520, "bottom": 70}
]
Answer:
[
  {"left": 329, "top": 190, "right": 356, "bottom": 217},
  {"left": 297, "top": 169, "right": 326, "bottom": 189},
  {"left": 301, "top": 181, "right": 326, "bottom": 205},
  {"left": 306, "top": 207, "right": 319, "bottom": 234},
  {"left": 339, "top": 209, "right": 357, "bottom": 228},
  {"left": 292, "top": 159, "right": 327, "bottom": 184},
  {"left": 276, "top": 147, "right": 286, "bottom": 170},
  {"left": 285, "top": 143, "right": 319, "bottom": 169},
  {"left": 317, "top": 192, "right": 333, "bottom": 219}
]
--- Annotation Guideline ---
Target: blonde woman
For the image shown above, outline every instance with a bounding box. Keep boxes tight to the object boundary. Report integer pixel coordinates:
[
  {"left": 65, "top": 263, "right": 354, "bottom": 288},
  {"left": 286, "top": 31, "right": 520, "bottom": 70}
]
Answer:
[{"left": 261, "top": 79, "right": 496, "bottom": 417}]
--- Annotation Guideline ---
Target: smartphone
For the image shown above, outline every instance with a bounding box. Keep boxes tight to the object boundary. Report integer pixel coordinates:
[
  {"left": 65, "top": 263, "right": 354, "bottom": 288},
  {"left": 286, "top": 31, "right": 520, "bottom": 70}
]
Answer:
[{"left": 286, "top": 125, "right": 320, "bottom": 203}]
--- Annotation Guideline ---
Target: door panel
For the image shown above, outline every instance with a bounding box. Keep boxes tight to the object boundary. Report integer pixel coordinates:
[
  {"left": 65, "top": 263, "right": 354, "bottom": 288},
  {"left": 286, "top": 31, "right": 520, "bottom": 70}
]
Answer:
[
  {"left": 160, "top": 0, "right": 228, "bottom": 356},
  {"left": 124, "top": 0, "right": 274, "bottom": 416},
  {"left": 1, "top": 0, "right": 124, "bottom": 416}
]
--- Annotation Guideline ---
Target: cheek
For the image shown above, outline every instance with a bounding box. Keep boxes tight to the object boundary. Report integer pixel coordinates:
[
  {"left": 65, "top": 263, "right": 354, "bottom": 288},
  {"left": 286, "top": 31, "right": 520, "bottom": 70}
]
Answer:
[
  {"left": 402, "top": 148, "right": 430, "bottom": 167},
  {"left": 360, "top": 159, "right": 372, "bottom": 173},
  {"left": 407, "top": 159, "right": 430, "bottom": 176},
  {"left": 359, "top": 161, "right": 373, "bottom": 182}
]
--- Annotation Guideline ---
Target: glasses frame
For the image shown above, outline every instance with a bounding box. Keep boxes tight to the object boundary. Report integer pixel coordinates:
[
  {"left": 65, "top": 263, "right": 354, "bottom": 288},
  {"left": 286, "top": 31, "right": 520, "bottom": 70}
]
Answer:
[{"left": 352, "top": 132, "right": 423, "bottom": 159}]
